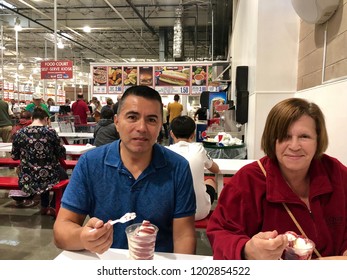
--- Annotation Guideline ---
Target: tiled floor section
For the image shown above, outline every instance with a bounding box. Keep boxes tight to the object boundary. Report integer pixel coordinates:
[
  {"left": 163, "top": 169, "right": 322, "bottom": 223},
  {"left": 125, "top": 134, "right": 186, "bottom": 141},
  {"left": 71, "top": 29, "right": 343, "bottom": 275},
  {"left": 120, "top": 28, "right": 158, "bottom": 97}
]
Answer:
[{"left": 0, "top": 166, "right": 213, "bottom": 259}]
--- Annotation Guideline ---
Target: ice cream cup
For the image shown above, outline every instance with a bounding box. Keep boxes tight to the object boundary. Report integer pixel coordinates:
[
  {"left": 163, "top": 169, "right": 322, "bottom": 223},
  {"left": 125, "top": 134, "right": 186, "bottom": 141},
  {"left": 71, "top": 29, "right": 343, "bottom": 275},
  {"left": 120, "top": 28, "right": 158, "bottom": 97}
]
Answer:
[
  {"left": 283, "top": 238, "right": 315, "bottom": 260},
  {"left": 125, "top": 223, "right": 159, "bottom": 260}
]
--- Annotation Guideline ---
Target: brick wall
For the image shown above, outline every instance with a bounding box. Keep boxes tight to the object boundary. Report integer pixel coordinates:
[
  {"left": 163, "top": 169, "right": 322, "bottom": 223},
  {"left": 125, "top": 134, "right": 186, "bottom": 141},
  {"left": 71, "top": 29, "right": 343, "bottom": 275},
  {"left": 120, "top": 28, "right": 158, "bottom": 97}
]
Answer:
[{"left": 297, "top": 0, "right": 347, "bottom": 90}]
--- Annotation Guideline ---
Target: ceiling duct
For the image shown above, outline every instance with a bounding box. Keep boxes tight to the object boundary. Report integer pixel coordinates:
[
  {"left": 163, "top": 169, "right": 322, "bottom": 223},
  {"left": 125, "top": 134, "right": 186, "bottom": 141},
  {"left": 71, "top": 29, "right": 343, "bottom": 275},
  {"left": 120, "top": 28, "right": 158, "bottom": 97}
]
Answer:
[{"left": 173, "top": 6, "right": 183, "bottom": 60}]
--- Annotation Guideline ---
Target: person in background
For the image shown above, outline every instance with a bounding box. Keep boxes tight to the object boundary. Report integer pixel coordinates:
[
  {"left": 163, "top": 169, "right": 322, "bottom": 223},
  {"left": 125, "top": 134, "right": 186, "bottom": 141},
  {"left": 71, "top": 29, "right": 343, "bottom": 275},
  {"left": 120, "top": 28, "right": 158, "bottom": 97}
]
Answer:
[
  {"left": 10, "top": 111, "right": 32, "bottom": 141},
  {"left": 25, "top": 92, "right": 50, "bottom": 116},
  {"left": 92, "top": 100, "right": 102, "bottom": 122},
  {"left": 65, "top": 98, "right": 71, "bottom": 107},
  {"left": 207, "top": 98, "right": 347, "bottom": 260},
  {"left": 0, "top": 98, "right": 13, "bottom": 142},
  {"left": 101, "top": 97, "right": 114, "bottom": 115},
  {"left": 168, "top": 94, "right": 183, "bottom": 124},
  {"left": 46, "top": 97, "right": 55, "bottom": 109},
  {"left": 11, "top": 107, "right": 67, "bottom": 216},
  {"left": 53, "top": 85, "right": 196, "bottom": 255},
  {"left": 9, "top": 99, "right": 21, "bottom": 119},
  {"left": 194, "top": 106, "right": 207, "bottom": 121},
  {"left": 93, "top": 107, "right": 119, "bottom": 147},
  {"left": 112, "top": 95, "right": 121, "bottom": 115},
  {"left": 167, "top": 94, "right": 183, "bottom": 144},
  {"left": 71, "top": 93, "right": 90, "bottom": 132},
  {"left": 168, "top": 115, "right": 219, "bottom": 221},
  {"left": 162, "top": 104, "right": 169, "bottom": 139}
]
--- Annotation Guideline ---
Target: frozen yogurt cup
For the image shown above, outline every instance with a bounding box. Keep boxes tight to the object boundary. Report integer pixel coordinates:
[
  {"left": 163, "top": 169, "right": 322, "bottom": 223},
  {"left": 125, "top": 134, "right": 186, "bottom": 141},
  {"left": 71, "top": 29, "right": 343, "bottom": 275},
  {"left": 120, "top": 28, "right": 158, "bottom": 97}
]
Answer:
[
  {"left": 283, "top": 231, "right": 315, "bottom": 260},
  {"left": 125, "top": 220, "right": 158, "bottom": 260}
]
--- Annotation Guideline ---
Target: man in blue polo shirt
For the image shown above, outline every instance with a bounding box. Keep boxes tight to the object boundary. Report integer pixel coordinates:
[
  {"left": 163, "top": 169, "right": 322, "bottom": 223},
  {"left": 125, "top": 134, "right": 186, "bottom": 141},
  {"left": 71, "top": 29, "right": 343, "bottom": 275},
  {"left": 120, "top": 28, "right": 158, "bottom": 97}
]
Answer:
[{"left": 53, "top": 86, "right": 196, "bottom": 255}]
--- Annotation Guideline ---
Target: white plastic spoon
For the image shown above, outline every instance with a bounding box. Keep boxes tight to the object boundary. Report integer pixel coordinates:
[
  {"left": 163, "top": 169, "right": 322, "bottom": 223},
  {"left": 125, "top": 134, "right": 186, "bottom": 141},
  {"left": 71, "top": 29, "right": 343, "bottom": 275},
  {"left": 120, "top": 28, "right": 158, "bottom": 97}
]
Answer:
[{"left": 89, "top": 212, "right": 136, "bottom": 232}]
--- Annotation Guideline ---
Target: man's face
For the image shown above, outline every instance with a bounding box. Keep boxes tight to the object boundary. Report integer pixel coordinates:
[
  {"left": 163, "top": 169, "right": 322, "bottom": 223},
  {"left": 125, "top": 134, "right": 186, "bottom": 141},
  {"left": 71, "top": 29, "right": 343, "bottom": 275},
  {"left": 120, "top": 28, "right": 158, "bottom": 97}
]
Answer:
[
  {"left": 33, "top": 99, "right": 41, "bottom": 106},
  {"left": 115, "top": 95, "right": 162, "bottom": 157}
]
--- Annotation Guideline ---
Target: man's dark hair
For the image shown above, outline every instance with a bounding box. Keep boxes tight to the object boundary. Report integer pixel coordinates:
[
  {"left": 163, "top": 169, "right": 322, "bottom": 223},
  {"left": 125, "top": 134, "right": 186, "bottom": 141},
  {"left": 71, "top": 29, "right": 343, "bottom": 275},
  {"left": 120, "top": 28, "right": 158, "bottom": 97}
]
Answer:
[
  {"left": 170, "top": 116, "right": 196, "bottom": 139},
  {"left": 32, "top": 107, "right": 49, "bottom": 120},
  {"left": 101, "top": 107, "right": 114, "bottom": 120},
  {"left": 118, "top": 86, "right": 162, "bottom": 117},
  {"left": 174, "top": 94, "right": 180, "bottom": 101}
]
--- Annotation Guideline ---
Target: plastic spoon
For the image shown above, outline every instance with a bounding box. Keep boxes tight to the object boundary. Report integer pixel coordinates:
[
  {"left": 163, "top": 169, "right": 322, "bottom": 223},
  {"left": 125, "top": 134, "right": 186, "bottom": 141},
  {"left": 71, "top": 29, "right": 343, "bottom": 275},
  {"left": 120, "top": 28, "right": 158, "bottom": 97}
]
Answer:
[{"left": 89, "top": 212, "right": 136, "bottom": 232}]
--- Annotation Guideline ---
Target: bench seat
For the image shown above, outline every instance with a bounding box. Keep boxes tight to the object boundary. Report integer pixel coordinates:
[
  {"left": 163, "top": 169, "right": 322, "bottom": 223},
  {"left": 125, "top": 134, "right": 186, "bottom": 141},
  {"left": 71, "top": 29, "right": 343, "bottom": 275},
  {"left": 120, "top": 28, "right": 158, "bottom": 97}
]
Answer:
[
  {"left": 61, "top": 159, "right": 78, "bottom": 170},
  {"left": 195, "top": 210, "right": 213, "bottom": 229},
  {"left": 0, "top": 177, "right": 69, "bottom": 216},
  {"left": 0, "top": 158, "right": 20, "bottom": 167}
]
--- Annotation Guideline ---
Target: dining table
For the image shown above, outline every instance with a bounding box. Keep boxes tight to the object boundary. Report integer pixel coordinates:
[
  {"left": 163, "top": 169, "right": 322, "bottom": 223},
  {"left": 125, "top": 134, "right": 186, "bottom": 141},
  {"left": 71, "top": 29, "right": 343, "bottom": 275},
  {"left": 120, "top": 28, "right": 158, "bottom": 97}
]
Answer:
[
  {"left": 58, "top": 132, "right": 94, "bottom": 145},
  {"left": 0, "top": 143, "right": 96, "bottom": 156},
  {"left": 55, "top": 248, "right": 212, "bottom": 260}
]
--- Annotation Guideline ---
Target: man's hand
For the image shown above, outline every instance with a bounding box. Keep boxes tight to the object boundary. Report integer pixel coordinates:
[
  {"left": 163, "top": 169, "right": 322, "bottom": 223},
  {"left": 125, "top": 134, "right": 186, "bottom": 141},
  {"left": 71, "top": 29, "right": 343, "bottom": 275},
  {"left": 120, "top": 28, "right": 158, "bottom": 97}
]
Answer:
[{"left": 80, "top": 218, "right": 114, "bottom": 254}]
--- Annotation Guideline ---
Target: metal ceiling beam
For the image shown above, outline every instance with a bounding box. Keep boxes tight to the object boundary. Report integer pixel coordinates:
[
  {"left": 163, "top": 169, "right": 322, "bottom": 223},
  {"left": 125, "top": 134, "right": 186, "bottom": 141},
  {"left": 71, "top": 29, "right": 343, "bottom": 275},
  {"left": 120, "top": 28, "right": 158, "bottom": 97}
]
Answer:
[
  {"left": 125, "top": 0, "right": 158, "bottom": 36},
  {"left": 103, "top": 0, "right": 158, "bottom": 56},
  {"left": 0, "top": 2, "right": 109, "bottom": 59}
]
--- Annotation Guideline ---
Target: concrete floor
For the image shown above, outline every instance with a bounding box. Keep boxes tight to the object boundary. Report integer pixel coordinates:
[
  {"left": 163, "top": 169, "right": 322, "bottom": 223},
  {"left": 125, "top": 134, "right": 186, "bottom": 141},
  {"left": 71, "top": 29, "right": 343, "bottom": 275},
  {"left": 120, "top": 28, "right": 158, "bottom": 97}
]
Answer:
[{"left": 0, "top": 167, "right": 213, "bottom": 260}]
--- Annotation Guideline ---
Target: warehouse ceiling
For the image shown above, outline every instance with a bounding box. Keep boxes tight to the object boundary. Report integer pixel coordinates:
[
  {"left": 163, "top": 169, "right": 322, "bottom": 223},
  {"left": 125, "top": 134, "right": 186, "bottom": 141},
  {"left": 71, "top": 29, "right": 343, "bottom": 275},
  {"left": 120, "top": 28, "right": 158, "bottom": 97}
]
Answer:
[{"left": 0, "top": 0, "right": 232, "bottom": 85}]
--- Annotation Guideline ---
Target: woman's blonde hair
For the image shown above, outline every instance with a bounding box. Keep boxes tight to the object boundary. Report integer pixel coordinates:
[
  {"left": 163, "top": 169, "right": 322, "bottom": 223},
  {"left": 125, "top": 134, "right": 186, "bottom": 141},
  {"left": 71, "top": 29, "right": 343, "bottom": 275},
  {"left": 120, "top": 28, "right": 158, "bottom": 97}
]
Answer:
[{"left": 261, "top": 98, "right": 328, "bottom": 160}]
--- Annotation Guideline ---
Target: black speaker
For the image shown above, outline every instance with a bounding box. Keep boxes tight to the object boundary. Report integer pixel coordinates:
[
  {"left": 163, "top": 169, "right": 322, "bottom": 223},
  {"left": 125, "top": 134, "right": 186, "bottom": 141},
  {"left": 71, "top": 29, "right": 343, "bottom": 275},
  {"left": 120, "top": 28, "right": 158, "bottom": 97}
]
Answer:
[
  {"left": 236, "top": 66, "right": 249, "bottom": 91},
  {"left": 236, "top": 90, "right": 249, "bottom": 124},
  {"left": 200, "top": 91, "right": 210, "bottom": 108}
]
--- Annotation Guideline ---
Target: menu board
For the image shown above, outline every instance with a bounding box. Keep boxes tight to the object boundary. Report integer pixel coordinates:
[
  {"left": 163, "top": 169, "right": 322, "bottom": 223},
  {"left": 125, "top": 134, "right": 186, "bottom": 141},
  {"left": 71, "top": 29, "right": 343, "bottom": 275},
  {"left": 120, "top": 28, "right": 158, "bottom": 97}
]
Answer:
[{"left": 91, "top": 63, "right": 226, "bottom": 95}]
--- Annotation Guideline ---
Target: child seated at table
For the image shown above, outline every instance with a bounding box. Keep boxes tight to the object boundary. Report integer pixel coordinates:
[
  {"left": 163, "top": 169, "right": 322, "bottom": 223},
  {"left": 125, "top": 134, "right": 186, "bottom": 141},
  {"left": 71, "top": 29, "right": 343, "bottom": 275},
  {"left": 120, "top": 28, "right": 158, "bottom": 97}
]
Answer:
[{"left": 167, "top": 115, "right": 220, "bottom": 220}]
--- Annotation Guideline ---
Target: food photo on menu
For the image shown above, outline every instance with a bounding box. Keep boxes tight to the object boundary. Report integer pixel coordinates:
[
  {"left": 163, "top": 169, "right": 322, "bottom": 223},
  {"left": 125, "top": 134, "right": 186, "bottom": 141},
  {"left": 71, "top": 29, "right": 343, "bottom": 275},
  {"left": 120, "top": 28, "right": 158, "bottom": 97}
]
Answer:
[
  {"left": 123, "top": 66, "right": 138, "bottom": 86},
  {"left": 155, "top": 66, "right": 190, "bottom": 86},
  {"left": 191, "top": 65, "right": 207, "bottom": 86},
  {"left": 93, "top": 66, "right": 107, "bottom": 86},
  {"left": 108, "top": 66, "right": 123, "bottom": 86},
  {"left": 139, "top": 66, "right": 153, "bottom": 86}
]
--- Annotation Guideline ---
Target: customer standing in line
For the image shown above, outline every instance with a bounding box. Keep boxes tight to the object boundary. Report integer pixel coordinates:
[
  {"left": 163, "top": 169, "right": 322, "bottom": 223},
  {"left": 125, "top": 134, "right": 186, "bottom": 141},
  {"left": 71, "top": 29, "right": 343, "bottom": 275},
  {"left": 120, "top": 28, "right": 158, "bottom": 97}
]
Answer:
[
  {"left": 71, "top": 93, "right": 91, "bottom": 132},
  {"left": 167, "top": 94, "right": 183, "bottom": 124},
  {"left": 168, "top": 115, "right": 220, "bottom": 221},
  {"left": 54, "top": 85, "right": 196, "bottom": 255},
  {"left": 0, "top": 98, "right": 13, "bottom": 143},
  {"left": 25, "top": 92, "right": 50, "bottom": 116},
  {"left": 167, "top": 94, "right": 183, "bottom": 144},
  {"left": 207, "top": 98, "right": 347, "bottom": 260}
]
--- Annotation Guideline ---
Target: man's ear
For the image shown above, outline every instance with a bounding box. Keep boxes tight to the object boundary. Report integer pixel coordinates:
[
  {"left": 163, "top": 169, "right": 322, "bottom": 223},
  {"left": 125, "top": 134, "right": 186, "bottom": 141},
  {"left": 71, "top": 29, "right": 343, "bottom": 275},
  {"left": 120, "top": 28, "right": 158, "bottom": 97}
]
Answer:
[{"left": 114, "top": 114, "right": 118, "bottom": 128}]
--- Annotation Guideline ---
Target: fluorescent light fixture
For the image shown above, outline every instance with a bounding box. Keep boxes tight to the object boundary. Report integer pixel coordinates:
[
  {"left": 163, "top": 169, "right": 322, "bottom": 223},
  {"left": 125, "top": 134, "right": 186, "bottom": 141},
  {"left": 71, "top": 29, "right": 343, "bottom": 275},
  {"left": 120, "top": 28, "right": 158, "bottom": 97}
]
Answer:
[
  {"left": 83, "top": 26, "right": 91, "bottom": 33},
  {"left": 1, "top": 1, "right": 16, "bottom": 9},
  {"left": 57, "top": 40, "right": 64, "bottom": 49},
  {"left": 14, "top": 24, "right": 22, "bottom": 32}
]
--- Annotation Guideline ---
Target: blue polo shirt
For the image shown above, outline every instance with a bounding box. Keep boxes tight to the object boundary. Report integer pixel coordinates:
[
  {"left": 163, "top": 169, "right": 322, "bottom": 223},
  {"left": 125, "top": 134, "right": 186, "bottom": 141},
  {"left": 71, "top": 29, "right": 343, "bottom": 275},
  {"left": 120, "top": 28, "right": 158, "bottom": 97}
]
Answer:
[{"left": 61, "top": 140, "right": 196, "bottom": 253}]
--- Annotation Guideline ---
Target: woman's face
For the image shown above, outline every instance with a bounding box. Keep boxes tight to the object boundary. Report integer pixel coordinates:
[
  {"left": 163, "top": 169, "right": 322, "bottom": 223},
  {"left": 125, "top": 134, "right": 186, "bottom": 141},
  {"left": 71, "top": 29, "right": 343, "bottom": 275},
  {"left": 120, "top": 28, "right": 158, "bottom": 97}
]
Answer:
[{"left": 275, "top": 115, "right": 317, "bottom": 175}]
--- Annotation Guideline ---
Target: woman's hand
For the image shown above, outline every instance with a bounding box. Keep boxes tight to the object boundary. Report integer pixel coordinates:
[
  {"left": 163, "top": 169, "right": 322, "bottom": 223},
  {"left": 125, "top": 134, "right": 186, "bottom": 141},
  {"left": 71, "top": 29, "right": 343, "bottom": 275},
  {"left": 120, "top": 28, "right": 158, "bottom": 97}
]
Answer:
[{"left": 243, "top": 230, "right": 288, "bottom": 260}]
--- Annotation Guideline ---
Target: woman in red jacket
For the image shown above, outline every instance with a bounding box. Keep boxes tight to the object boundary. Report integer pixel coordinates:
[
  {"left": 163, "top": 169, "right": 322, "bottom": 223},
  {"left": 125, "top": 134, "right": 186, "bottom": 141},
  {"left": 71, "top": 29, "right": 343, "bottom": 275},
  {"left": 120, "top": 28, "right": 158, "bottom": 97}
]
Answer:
[{"left": 207, "top": 98, "right": 347, "bottom": 260}]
